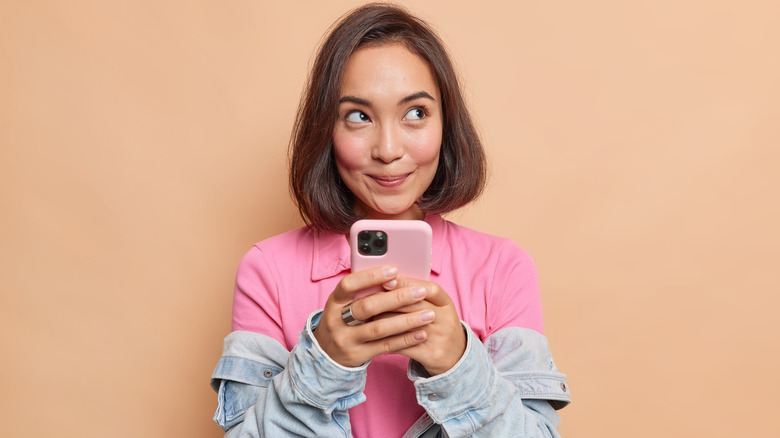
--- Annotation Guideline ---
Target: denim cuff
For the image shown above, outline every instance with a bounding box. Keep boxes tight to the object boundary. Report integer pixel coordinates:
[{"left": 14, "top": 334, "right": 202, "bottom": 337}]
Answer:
[
  {"left": 286, "top": 310, "right": 369, "bottom": 413},
  {"left": 408, "top": 322, "right": 497, "bottom": 424}
]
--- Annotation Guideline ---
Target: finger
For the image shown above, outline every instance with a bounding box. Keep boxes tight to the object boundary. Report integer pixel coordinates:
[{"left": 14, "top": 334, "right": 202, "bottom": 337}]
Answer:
[
  {"left": 365, "top": 330, "right": 429, "bottom": 356},
  {"left": 353, "top": 310, "right": 435, "bottom": 343},
  {"left": 331, "top": 266, "right": 398, "bottom": 303},
  {"left": 387, "top": 276, "right": 452, "bottom": 307},
  {"left": 392, "top": 301, "right": 432, "bottom": 314},
  {"left": 349, "top": 286, "right": 427, "bottom": 321}
]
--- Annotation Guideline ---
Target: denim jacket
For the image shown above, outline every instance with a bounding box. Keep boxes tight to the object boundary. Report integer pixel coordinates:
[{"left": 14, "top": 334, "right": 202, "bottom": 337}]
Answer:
[{"left": 211, "top": 311, "right": 570, "bottom": 437}]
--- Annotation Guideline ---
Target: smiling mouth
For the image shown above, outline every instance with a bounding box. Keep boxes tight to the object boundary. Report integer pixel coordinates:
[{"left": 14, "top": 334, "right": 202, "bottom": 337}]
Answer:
[{"left": 370, "top": 173, "right": 410, "bottom": 187}]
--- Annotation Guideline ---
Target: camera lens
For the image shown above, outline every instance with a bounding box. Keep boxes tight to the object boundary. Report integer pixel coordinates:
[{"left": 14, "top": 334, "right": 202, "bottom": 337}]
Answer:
[
  {"left": 358, "top": 231, "right": 371, "bottom": 243},
  {"left": 359, "top": 242, "right": 371, "bottom": 254},
  {"left": 373, "top": 235, "right": 386, "bottom": 249}
]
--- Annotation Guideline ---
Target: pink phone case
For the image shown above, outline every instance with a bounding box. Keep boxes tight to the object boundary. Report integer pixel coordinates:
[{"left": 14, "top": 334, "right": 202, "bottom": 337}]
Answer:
[{"left": 349, "top": 219, "right": 432, "bottom": 299}]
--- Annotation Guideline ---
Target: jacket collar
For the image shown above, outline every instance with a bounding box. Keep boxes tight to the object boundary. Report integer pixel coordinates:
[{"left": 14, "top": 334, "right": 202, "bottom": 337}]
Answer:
[{"left": 310, "top": 214, "right": 445, "bottom": 281}]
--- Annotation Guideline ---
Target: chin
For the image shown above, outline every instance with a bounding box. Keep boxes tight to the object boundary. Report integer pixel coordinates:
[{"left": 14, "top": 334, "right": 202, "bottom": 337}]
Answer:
[{"left": 369, "top": 203, "right": 423, "bottom": 219}]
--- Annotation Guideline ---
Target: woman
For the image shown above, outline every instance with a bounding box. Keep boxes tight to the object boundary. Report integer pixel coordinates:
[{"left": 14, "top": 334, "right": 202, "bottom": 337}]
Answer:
[{"left": 211, "top": 4, "right": 570, "bottom": 437}]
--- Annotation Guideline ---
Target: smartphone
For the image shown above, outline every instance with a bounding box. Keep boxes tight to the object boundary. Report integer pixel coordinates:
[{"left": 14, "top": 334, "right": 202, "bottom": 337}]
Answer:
[{"left": 349, "top": 219, "right": 432, "bottom": 299}]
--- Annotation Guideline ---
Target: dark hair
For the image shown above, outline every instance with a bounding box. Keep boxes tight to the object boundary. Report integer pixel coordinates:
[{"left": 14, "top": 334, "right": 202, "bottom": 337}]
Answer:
[{"left": 289, "top": 2, "right": 486, "bottom": 232}]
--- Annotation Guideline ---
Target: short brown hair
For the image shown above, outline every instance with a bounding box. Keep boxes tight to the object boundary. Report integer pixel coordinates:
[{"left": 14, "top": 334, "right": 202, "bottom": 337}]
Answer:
[{"left": 289, "top": 3, "right": 486, "bottom": 232}]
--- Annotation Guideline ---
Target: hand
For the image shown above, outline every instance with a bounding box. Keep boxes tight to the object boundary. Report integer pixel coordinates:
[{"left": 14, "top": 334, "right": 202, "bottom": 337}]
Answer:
[
  {"left": 313, "top": 266, "right": 437, "bottom": 368},
  {"left": 385, "top": 277, "right": 466, "bottom": 376}
]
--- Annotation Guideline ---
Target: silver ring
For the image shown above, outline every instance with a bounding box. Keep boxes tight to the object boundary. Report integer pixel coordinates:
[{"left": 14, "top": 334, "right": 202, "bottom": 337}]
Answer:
[{"left": 341, "top": 302, "right": 363, "bottom": 326}]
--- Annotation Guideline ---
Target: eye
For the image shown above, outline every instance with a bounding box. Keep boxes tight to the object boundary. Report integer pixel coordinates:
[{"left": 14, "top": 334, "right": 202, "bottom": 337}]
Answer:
[
  {"left": 345, "top": 111, "right": 370, "bottom": 123},
  {"left": 404, "top": 107, "right": 426, "bottom": 120}
]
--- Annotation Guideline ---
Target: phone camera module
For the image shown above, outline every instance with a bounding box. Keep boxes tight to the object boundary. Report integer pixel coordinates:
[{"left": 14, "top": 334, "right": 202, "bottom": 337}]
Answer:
[{"left": 356, "top": 230, "right": 388, "bottom": 256}]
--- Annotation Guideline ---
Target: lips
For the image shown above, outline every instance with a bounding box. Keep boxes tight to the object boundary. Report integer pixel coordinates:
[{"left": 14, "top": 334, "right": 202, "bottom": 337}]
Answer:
[{"left": 369, "top": 173, "right": 410, "bottom": 187}]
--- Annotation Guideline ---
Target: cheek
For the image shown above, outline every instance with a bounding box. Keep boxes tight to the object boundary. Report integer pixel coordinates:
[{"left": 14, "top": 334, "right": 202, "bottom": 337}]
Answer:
[
  {"left": 332, "top": 129, "right": 366, "bottom": 173},
  {"left": 406, "top": 129, "right": 443, "bottom": 165}
]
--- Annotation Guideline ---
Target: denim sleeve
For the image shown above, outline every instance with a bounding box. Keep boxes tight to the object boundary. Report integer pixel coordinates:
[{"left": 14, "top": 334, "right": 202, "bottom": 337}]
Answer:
[
  {"left": 407, "top": 324, "right": 570, "bottom": 438},
  {"left": 211, "top": 311, "right": 369, "bottom": 437}
]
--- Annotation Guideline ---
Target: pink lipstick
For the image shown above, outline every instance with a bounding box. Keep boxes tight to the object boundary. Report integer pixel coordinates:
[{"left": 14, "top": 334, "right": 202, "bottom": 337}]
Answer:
[{"left": 370, "top": 174, "right": 409, "bottom": 187}]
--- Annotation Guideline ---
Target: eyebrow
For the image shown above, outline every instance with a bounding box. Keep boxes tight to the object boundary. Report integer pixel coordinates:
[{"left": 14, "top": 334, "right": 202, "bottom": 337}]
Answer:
[
  {"left": 338, "top": 91, "right": 437, "bottom": 107},
  {"left": 398, "top": 91, "right": 436, "bottom": 105}
]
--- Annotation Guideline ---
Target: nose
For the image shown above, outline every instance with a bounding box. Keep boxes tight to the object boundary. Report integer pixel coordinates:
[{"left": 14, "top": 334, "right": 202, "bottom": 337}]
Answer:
[{"left": 371, "top": 124, "right": 404, "bottom": 163}]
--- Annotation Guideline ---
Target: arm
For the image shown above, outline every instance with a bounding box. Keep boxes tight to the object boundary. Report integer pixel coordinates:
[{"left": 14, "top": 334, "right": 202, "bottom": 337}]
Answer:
[
  {"left": 396, "top": 240, "right": 569, "bottom": 437},
  {"left": 211, "top": 312, "right": 368, "bottom": 437},
  {"left": 407, "top": 324, "right": 570, "bottom": 438},
  {"left": 213, "top": 247, "right": 366, "bottom": 437}
]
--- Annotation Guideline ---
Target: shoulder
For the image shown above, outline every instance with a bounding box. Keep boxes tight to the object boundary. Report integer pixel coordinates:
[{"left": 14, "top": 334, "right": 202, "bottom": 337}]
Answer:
[
  {"left": 253, "top": 225, "right": 316, "bottom": 252},
  {"left": 438, "top": 217, "right": 535, "bottom": 266},
  {"left": 237, "top": 225, "right": 316, "bottom": 270}
]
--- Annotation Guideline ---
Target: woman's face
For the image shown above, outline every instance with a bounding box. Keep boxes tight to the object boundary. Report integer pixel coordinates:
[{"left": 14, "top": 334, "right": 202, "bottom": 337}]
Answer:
[{"left": 333, "top": 43, "right": 443, "bottom": 221}]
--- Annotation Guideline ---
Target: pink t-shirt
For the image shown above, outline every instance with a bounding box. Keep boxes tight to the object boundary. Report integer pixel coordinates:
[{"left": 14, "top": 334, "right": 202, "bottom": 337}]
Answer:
[{"left": 232, "top": 215, "right": 543, "bottom": 437}]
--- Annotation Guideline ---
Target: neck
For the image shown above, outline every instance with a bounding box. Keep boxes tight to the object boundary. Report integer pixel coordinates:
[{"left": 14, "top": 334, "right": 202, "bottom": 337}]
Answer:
[{"left": 358, "top": 205, "right": 425, "bottom": 221}]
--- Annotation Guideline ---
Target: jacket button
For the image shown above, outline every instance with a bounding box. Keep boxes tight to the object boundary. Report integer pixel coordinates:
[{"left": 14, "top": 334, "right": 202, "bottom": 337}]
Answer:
[
  {"left": 561, "top": 382, "right": 567, "bottom": 392},
  {"left": 428, "top": 393, "right": 439, "bottom": 401},
  {"left": 264, "top": 369, "right": 273, "bottom": 378}
]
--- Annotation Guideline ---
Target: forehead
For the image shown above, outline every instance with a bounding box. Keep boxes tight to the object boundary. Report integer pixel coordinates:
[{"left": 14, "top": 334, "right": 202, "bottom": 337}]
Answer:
[{"left": 340, "top": 43, "right": 440, "bottom": 99}]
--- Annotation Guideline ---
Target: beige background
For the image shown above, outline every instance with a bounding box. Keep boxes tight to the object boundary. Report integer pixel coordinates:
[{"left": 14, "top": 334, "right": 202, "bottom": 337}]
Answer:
[{"left": 2, "top": 0, "right": 778, "bottom": 436}]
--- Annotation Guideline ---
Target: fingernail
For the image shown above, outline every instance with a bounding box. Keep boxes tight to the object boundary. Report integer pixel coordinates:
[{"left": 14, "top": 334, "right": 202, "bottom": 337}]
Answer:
[
  {"left": 383, "top": 267, "right": 397, "bottom": 278},
  {"left": 412, "top": 331, "right": 426, "bottom": 341},
  {"left": 419, "top": 310, "right": 435, "bottom": 322},
  {"left": 410, "top": 287, "right": 426, "bottom": 298},
  {"left": 383, "top": 279, "right": 398, "bottom": 290}
]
